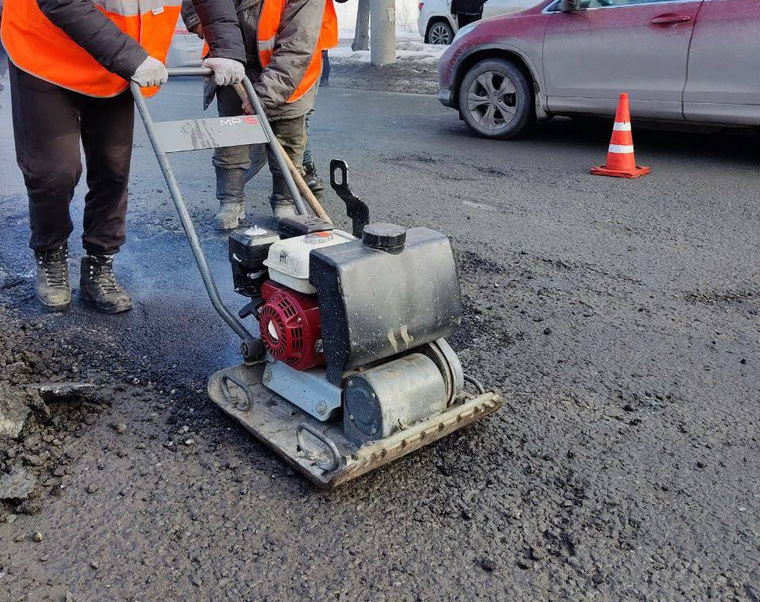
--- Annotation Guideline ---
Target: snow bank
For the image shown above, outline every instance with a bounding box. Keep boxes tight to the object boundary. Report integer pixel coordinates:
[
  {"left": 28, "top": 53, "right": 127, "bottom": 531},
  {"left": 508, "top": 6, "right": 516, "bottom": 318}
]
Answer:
[
  {"left": 331, "top": 39, "right": 446, "bottom": 65},
  {"left": 334, "top": 0, "right": 420, "bottom": 29},
  {"left": 331, "top": 24, "right": 445, "bottom": 65}
]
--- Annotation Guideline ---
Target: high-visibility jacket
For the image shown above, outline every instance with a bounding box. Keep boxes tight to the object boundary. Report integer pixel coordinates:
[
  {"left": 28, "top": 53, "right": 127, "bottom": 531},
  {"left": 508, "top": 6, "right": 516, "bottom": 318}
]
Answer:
[
  {"left": 0, "top": 0, "right": 181, "bottom": 98},
  {"left": 256, "top": 0, "right": 327, "bottom": 103},
  {"left": 196, "top": 0, "right": 338, "bottom": 103},
  {"left": 319, "top": 0, "right": 338, "bottom": 50}
]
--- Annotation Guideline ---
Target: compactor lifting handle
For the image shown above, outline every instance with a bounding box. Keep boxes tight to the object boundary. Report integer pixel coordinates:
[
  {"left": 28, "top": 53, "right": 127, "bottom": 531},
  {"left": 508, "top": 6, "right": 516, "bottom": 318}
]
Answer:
[{"left": 130, "top": 68, "right": 283, "bottom": 360}]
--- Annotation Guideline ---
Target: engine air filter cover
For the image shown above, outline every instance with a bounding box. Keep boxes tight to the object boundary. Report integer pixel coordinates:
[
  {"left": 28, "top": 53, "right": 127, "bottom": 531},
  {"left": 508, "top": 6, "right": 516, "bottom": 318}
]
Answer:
[{"left": 259, "top": 280, "right": 324, "bottom": 371}]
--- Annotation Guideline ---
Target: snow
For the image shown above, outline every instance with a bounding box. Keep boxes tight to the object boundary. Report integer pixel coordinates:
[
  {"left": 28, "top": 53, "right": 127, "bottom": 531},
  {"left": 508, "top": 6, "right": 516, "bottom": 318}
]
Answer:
[
  {"left": 331, "top": 24, "right": 445, "bottom": 65},
  {"left": 334, "top": 0, "right": 420, "bottom": 29},
  {"left": 331, "top": 40, "right": 446, "bottom": 64},
  {"left": 337, "top": 23, "right": 423, "bottom": 41}
]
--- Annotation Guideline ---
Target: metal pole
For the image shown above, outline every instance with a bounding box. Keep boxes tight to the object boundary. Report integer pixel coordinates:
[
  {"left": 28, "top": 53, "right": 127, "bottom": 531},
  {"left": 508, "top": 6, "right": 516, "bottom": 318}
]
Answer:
[{"left": 130, "top": 79, "right": 253, "bottom": 343}]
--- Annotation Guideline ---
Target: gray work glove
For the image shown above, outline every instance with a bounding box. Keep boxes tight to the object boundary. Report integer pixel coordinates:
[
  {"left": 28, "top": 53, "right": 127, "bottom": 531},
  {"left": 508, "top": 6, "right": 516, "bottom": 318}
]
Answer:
[
  {"left": 202, "top": 57, "right": 245, "bottom": 86},
  {"left": 131, "top": 56, "right": 169, "bottom": 87}
]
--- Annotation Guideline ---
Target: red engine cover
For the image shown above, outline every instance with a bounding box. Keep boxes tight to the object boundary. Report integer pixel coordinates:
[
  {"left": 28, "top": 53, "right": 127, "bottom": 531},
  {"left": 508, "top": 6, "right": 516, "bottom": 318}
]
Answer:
[{"left": 258, "top": 280, "right": 324, "bottom": 371}]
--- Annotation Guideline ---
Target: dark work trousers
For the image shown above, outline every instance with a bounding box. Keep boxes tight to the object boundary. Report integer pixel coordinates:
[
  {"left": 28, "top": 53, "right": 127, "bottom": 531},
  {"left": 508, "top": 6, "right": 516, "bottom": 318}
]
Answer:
[
  {"left": 302, "top": 78, "right": 321, "bottom": 168},
  {"left": 214, "top": 82, "right": 306, "bottom": 197},
  {"left": 320, "top": 50, "right": 330, "bottom": 84},
  {"left": 10, "top": 64, "right": 134, "bottom": 255},
  {"left": 456, "top": 12, "right": 482, "bottom": 27},
  {"left": 0, "top": 39, "right": 9, "bottom": 80}
]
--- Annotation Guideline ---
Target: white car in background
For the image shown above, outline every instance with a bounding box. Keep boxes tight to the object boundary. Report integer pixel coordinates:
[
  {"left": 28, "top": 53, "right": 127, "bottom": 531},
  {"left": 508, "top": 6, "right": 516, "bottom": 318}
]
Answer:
[
  {"left": 418, "top": 0, "right": 539, "bottom": 44},
  {"left": 166, "top": 18, "right": 204, "bottom": 68}
]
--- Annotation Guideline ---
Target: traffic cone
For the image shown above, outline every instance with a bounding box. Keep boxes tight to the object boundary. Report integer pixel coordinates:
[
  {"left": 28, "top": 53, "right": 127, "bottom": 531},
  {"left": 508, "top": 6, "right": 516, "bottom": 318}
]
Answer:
[{"left": 591, "top": 93, "right": 650, "bottom": 179}]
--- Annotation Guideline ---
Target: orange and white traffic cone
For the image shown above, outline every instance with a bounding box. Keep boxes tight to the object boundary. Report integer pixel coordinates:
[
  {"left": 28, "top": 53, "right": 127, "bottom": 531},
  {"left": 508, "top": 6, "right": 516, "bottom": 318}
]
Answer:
[{"left": 591, "top": 93, "right": 650, "bottom": 179}]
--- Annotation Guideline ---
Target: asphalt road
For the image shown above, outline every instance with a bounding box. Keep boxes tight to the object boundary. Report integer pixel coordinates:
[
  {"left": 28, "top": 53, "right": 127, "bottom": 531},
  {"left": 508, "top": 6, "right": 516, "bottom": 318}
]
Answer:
[{"left": 0, "top": 79, "right": 758, "bottom": 601}]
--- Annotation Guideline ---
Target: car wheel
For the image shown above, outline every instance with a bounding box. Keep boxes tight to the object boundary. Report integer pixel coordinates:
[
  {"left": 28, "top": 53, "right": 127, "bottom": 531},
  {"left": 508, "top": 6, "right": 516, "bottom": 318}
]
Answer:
[
  {"left": 427, "top": 20, "right": 454, "bottom": 45},
  {"left": 458, "top": 58, "right": 533, "bottom": 139}
]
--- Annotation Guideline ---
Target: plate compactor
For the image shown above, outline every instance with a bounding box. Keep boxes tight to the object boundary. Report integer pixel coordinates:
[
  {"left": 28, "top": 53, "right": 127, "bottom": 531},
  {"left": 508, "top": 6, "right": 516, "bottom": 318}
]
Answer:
[{"left": 132, "top": 69, "right": 502, "bottom": 487}]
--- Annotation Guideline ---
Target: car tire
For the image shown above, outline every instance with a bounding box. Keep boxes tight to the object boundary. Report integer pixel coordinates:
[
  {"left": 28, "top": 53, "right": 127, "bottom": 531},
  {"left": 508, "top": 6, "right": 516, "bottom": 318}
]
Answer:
[
  {"left": 426, "top": 19, "right": 454, "bottom": 45},
  {"left": 458, "top": 58, "right": 533, "bottom": 139}
]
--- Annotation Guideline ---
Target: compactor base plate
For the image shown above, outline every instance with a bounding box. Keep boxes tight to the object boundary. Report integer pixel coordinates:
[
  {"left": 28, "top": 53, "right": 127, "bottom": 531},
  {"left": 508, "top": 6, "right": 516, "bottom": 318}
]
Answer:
[{"left": 207, "top": 363, "right": 502, "bottom": 487}]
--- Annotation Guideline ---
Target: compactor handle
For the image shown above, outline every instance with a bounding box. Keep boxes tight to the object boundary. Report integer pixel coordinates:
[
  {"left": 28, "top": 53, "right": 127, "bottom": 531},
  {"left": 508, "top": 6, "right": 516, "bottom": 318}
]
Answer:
[{"left": 129, "top": 72, "right": 281, "bottom": 359}]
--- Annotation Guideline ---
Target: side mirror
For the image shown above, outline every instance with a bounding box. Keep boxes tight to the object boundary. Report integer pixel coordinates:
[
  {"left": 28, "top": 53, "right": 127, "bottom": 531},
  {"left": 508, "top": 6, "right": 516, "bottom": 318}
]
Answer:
[{"left": 558, "top": 0, "right": 581, "bottom": 12}]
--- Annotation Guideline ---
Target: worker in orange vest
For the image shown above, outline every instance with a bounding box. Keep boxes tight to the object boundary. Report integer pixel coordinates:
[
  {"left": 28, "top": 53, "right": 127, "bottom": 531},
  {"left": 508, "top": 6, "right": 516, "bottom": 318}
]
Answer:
[
  {"left": 301, "top": 0, "right": 344, "bottom": 198},
  {"left": 182, "top": 0, "right": 329, "bottom": 229},
  {"left": 0, "top": 0, "right": 246, "bottom": 313}
]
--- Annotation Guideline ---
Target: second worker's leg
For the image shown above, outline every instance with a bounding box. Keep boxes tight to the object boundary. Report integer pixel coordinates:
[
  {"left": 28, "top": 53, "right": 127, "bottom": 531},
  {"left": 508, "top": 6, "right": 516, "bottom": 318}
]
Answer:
[
  {"left": 213, "top": 86, "right": 251, "bottom": 230},
  {"left": 79, "top": 90, "right": 135, "bottom": 314},
  {"left": 267, "top": 115, "right": 307, "bottom": 218},
  {"left": 302, "top": 106, "right": 323, "bottom": 200},
  {"left": 302, "top": 80, "right": 324, "bottom": 200}
]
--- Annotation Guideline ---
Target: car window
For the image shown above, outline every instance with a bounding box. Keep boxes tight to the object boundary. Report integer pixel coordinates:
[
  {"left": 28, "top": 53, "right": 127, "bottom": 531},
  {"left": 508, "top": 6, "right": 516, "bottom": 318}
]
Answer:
[{"left": 578, "top": 0, "right": 686, "bottom": 8}]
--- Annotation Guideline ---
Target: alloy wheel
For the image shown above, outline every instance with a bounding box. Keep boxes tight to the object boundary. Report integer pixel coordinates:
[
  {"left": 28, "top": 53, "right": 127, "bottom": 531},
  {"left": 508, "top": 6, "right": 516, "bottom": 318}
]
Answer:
[
  {"left": 429, "top": 23, "right": 452, "bottom": 45},
  {"left": 466, "top": 71, "right": 518, "bottom": 132}
]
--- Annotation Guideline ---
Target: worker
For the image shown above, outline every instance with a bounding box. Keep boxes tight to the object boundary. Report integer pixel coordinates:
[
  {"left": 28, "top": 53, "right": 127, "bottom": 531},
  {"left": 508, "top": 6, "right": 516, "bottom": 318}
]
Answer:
[
  {"left": 451, "top": 0, "right": 487, "bottom": 28},
  {"left": 302, "top": 0, "right": 344, "bottom": 199},
  {"left": 182, "top": 0, "right": 328, "bottom": 229},
  {"left": 1, "top": 0, "right": 246, "bottom": 314}
]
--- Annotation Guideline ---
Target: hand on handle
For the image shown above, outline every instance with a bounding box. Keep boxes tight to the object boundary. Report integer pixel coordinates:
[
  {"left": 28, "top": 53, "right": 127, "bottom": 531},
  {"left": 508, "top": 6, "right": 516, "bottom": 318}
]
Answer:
[
  {"left": 202, "top": 58, "right": 245, "bottom": 86},
  {"left": 232, "top": 83, "right": 254, "bottom": 114},
  {"left": 131, "top": 56, "right": 169, "bottom": 88}
]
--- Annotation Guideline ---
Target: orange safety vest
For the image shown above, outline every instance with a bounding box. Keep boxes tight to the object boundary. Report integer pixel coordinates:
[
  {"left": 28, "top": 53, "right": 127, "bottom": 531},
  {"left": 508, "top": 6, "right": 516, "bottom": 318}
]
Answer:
[
  {"left": 319, "top": 0, "right": 338, "bottom": 50},
  {"left": 0, "top": 0, "right": 180, "bottom": 98},
  {"left": 257, "top": 0, "right": 325, "bottom": 103},
  {"left": 199, "top": 0, "right": 335, "bottom": 103}
]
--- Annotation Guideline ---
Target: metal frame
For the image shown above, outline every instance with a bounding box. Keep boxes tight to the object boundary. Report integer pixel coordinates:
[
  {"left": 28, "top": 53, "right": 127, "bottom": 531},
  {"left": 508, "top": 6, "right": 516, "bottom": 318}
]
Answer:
[{"left": 130, "top": 68, "right": 309, "bottom": 355}]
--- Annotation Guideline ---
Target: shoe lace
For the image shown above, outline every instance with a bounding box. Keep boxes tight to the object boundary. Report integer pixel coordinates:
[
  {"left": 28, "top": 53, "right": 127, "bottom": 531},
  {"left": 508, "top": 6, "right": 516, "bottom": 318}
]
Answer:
[
  {"left": 37, "top": 248, "right": 68, "bottom": 288},
  {"left": 88, "top": 256, "right": 122, "bottom": 295}
]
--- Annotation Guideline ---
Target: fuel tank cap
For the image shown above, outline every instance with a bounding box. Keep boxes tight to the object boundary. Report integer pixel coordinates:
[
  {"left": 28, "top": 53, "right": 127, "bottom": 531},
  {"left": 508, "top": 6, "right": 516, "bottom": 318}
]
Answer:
[{"left": 362, "top": 223, "right": 406, "bottom": 253}]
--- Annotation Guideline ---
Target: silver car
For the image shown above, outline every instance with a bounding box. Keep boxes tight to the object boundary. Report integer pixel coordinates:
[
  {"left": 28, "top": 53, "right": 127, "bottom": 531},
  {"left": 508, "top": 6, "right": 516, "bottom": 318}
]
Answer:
[
  {"left": 439, "top": 0, "right": 760, "bottom": 138},
  {"left": 418, "top": 0, "right": 540, "bottom": 44},
  {"left": 166, "top": 18, "right": 204, "bottom": 69}
]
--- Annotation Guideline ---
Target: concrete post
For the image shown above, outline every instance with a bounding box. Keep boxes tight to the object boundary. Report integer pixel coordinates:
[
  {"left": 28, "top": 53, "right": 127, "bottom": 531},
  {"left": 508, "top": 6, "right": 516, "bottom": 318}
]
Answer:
[{"left": 370, "top": 0, "right": 396, "bottom": 66}]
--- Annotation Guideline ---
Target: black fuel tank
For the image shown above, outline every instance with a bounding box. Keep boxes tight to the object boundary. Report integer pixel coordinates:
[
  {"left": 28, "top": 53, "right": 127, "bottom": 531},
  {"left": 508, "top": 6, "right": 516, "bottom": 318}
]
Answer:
[{"left": 309, "top": 225, "right": 462, "bottom": 385}]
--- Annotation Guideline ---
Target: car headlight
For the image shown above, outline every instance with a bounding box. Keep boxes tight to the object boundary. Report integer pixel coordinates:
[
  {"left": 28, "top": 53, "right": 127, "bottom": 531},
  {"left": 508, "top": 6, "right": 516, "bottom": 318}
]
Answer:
[{"left": 453, "top": 22, "right": 478, "bottom": 43}]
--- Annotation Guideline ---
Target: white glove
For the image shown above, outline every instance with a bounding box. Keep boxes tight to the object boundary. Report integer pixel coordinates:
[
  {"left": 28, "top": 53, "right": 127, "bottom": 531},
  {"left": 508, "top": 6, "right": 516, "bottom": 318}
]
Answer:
[
  {"left": 202, "top": 57, "right": 245, "bottom": 87},
  {"left": 131, "top": 56, "right": 168, "bottom": 88}
]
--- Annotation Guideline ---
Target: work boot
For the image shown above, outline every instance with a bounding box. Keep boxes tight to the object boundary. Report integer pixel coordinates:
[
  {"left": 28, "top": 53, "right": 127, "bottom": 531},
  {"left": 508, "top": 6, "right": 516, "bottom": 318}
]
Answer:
[
  {"left": 303, "top": 162, "right": 324, "bottom": 198},
  {"left": 80, "top": 254, "right": 133, "bottom": 314},
  {"left": 269, "top": 193, "right": 298, "bottom": 219},
  {"left": 34, "top": 244, "right": 71, "bottom": 311},
  {"left": 215, "top": 167, "right": 246, "bottom": 231},
  {"left": 214, "top": 203, "right": 245, "bottom": 231}
]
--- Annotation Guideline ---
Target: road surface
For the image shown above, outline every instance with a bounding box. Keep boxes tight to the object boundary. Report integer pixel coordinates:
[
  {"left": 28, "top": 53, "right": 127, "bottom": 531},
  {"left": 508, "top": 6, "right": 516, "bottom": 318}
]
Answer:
[{"left": 0, "top": 79, "right": 758, "bottom": 602}]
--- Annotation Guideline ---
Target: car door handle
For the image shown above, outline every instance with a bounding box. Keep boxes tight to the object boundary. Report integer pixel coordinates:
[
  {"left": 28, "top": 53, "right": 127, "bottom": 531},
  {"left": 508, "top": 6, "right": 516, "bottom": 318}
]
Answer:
[{"left": 650, "top": 14, "right": 692, "bottom": 25}]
